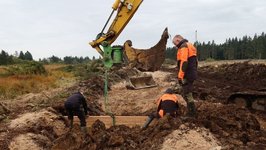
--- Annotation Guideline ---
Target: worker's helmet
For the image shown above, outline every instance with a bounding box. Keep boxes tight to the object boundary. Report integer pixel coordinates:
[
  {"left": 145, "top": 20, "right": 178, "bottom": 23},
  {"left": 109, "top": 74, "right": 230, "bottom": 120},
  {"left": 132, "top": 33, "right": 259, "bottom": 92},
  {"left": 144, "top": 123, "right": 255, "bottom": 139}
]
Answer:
[{"left": 165, "top": 88, "right": 174, "bottom": 94}]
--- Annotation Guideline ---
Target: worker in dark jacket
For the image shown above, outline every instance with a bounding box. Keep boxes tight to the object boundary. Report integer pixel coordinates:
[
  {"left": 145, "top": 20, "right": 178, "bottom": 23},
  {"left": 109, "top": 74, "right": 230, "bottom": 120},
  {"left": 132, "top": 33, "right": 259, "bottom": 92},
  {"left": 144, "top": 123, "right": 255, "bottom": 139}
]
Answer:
[
  {"left": 64, "top": 89, "right": 88, "bottom": 132},
  {"left": 142, "top": 88, "right": 179, "bottom": 129},
  {"left": 172, "top": 34, "right": 198, "bottom": 117}
]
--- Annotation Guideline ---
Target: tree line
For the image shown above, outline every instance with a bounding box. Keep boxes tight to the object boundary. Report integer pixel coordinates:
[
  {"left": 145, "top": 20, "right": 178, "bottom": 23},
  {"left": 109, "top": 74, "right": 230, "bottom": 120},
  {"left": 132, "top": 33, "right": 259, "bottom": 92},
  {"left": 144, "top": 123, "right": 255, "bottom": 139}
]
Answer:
[
  {"left": 0, "top": 50, "right": 33, "bottom": 65},
  {"left": 39, "top": 55, "right": 93, "bottom": 64},
  {"left": 0, "top": 50, "right": 95, "bottom": 65},
  {"left": 166, "top": 32, "right": 266, "bottom": 61}
]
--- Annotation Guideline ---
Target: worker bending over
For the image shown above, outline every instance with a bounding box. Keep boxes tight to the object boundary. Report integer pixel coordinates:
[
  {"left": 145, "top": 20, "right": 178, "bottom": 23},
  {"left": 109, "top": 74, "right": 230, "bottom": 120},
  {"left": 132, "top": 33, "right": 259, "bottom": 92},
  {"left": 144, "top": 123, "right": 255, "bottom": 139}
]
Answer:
[
  {"left": 172, "top": 34, "right": 198, "bottom": 118},
  {"left": 142, "top": 88, "right": 179, "bottom": 129},
  {"left": 64, "top": 89, "right": 88, "bottom": 133}
]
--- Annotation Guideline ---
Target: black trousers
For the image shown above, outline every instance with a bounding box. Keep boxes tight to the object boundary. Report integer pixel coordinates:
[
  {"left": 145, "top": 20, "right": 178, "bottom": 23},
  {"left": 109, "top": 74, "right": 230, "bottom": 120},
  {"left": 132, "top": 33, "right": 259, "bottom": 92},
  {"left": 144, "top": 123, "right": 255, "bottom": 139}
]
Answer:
[
  {"left": 64, "top": 103, "right": 86, "bottom": 127},
  {"left": 149, "top": 110, "right": 178, "bottom": 119}
]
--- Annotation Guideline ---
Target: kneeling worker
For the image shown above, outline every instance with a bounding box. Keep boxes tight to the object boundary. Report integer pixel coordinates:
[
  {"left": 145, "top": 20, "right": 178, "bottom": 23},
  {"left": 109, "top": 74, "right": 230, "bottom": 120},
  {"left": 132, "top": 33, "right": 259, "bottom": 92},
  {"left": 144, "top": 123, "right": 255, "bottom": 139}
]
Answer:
[
  {"left": 142, "top": 88, "right": 179, "bottom": 129},
  {"left": 64, "top": 89, "right": 88, "bottom": 133}
]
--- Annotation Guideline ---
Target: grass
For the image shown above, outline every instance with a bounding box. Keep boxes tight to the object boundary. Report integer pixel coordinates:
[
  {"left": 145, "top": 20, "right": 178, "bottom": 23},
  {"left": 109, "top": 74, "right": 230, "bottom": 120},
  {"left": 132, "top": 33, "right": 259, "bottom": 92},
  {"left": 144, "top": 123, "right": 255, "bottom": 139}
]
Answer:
[
  {"left": 0, "top": 64, "right": 74, "bottom": 99},
  {"left": 0, "top": 66, "right": 8, "bottom": 77}
]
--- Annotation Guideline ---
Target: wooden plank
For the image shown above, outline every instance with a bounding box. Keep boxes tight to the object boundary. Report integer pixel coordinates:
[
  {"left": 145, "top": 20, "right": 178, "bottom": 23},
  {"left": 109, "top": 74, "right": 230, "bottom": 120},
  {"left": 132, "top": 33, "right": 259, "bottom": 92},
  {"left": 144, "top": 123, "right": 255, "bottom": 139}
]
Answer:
[{"left": 69, "top": 116, "right": 147, "bottom": 128}]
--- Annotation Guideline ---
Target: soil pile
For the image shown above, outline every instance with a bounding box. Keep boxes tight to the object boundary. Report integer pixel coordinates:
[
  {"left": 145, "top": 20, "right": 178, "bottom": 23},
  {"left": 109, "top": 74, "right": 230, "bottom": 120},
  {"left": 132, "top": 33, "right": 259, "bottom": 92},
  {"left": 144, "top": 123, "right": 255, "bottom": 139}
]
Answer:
[
  {"left": 79, "top": 76, "right": 105, "bottom": 115},
  {"left": 194, "top": 62, "right": 266, "bottom": 101},
  {"left": 0, "top": 102, "right": 10, "bottom": 121},
  {"left": 52, "top": 115, "right": 220, "bottom": 150},
  {"left": 161, "top": 128, "right": 220, "bottom": 150},
  {"left": 51, "top": 100, "right": 266, "bottom": 149},
  {"left": 52, "top": 76, "right": 105, "bottom": 116},
  {"left": 0, "top": 108, "right": 67, "bottom": 150},
  {"left": 197, "top": 101, "right": 266, "bottom": 149},
  {"left": 5, "top": 102, "right": 265, "bottom": 150}
]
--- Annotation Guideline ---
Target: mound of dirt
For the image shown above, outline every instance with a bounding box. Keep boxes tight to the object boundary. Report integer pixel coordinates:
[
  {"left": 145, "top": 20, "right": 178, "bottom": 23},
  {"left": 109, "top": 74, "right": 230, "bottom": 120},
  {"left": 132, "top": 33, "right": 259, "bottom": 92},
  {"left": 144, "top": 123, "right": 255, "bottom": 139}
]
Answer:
[
  {"left": 79, "top": 76, "right": 105, "bottom": 115},
  {"left": 9, "top": 133, "right": 51, "bottom": 150},
  {"left": 0, "top": 102, "right": 10, "bottom": 121},
  {"left": 9, "top": 108, "right": 66, "bottom": 134},
  {"left": 52, "top": 114, "right": 221, "bottom": 150},
  {"left": 197, "top": 101, "right": 266, "bottom": 149},
  {"left": 0, "top": 108, "right": 68, "bottom": 150},
  {"left": 161, "top": 128, "right": 220, "bottom": 150},
  {"left": 52, "top": 76, "right": 105, "bottom": 116},
  {"left": 194, "top": 62, "right": 266, "bottom": 101}
]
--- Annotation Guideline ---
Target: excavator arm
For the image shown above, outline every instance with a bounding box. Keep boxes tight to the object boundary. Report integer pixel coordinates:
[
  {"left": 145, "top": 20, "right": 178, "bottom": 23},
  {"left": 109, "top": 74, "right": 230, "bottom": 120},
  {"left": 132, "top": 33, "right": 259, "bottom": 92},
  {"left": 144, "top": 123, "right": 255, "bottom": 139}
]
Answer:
[{"left": 89, "top": 0, "right": 143, "bottom": 57}]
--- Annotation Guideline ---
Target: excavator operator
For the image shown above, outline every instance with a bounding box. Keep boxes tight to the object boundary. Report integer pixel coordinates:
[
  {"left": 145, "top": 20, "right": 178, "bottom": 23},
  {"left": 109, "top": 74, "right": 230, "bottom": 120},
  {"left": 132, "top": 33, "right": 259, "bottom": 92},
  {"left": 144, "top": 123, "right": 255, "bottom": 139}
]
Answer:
[
  {"left": 142, "top": 88, "right": 180, "bottom": 129},
  {"left": 172, "top": 34, "right": 198, "bottom": 118}
]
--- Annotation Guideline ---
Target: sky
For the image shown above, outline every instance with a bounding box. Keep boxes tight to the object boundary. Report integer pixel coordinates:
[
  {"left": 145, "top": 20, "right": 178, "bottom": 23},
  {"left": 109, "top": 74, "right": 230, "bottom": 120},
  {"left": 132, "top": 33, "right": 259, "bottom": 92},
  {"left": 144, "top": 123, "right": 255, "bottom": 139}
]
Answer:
[{"left": 0, "top": 0, "right": 266, "bottom": 60}]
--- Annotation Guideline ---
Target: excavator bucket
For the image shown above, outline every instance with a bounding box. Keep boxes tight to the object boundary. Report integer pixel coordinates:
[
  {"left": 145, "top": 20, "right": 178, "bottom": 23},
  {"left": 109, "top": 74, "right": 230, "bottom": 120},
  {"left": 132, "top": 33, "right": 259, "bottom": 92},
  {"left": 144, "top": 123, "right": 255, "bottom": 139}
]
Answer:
[
  {"left": 126, "top": 75, "right": 157, "bottom": 90},
  {"left": 124, "top": 28, "right": 169, "bottom": 72},
  {"left": 121, "top": 28, "right": 168, "bottom": 90}
]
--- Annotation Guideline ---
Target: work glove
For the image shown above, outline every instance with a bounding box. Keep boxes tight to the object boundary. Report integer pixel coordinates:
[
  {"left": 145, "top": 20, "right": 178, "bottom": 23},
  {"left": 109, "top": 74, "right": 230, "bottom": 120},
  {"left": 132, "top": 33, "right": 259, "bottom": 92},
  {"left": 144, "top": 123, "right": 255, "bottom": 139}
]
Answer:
[{"left": 178, "top": 78, "right": 187, "bottom": 86}]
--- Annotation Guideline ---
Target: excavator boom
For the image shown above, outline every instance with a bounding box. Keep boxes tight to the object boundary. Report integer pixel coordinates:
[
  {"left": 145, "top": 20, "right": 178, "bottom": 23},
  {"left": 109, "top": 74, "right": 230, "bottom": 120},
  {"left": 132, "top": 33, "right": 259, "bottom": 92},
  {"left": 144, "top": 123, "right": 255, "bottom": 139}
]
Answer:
[{"left": 89, "top": 0, "right": 143, "bottom": 56}]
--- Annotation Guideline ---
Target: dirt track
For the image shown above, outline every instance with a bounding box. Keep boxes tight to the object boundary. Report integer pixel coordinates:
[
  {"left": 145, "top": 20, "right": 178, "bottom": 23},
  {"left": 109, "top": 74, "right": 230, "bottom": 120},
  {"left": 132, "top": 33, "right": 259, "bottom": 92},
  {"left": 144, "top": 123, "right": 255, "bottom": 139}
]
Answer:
[{"left": 1, "top": 61, "right": 266, "bottom": 149}]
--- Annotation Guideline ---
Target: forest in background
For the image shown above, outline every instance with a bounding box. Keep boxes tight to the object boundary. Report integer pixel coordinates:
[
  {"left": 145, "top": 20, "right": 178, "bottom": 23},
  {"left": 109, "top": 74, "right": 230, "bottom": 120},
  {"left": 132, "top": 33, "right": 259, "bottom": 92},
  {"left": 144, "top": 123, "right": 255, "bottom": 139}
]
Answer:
[{"left": 166, "top": 32, "right": 266, "bottom": 61}]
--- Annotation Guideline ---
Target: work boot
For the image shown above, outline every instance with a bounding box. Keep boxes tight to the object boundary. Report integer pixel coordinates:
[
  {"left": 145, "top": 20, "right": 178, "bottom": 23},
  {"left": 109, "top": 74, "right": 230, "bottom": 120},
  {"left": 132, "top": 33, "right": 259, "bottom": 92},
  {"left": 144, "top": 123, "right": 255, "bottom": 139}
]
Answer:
[
  {"left": 142, "top": 116, "right": 154, "bottom": 129},
  {"left": 81, "top": 126, "right": 87, "bottom": 134},
  {"left": 69, "top": 119, "right": 74, "bottom": 129},
  {"left": 187, "top": 102, "right": 197, "bottom": 118}
]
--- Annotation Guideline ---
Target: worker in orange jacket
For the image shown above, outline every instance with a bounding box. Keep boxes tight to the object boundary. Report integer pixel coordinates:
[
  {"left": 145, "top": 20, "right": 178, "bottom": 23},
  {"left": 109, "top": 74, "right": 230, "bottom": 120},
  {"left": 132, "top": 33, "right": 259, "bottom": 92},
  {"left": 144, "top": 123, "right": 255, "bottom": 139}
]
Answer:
[
  {"left": 172, "top": 34, "right": 198, "bottom": 118},
  {"left": 142, "top": 88, "right": 179, "bottom": 129}
]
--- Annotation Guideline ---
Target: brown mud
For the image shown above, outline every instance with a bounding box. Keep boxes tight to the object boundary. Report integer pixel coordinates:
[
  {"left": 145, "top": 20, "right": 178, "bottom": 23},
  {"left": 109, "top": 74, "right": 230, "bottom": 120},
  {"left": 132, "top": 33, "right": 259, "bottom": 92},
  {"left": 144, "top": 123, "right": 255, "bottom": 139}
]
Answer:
[{"left": 194, "top": 61, "right": 266, "bottom": 102}]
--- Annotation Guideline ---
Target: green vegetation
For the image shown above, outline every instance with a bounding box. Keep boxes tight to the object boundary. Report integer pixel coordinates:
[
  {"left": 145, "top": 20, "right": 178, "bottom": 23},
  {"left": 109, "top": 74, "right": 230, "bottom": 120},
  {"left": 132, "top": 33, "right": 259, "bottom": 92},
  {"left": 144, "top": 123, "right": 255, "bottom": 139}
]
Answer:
[
  {"left": 39, "top": 56, "right": 92, "bottom": 64},
  {"left": 5, "top": 61, "right": 46, "bottom": 75},
  {"left": 0, "top": 50, "right": 13, "bottom": 65},
  {"left": 0, "top": 49, "right": 103, "bottom": 99},
  {"left": 0, "top": 64, "right": 73, "bottom": 99},
  {"left": 19, "top": 51, "right": 33, "bottom": 61},
  {"left": 59, "top": 59, "right": 104, "bottom": 79}
]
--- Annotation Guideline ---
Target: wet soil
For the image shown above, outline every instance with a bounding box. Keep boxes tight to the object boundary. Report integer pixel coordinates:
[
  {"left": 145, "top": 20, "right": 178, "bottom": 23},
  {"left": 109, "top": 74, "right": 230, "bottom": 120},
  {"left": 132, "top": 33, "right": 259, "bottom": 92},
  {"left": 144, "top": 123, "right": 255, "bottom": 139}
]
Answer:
[
  {"left": 194, "top": 61, "right": 266, "bottom": 102},
  {"left": 51, "top": 100, "right": 265, "bottom": 149}
]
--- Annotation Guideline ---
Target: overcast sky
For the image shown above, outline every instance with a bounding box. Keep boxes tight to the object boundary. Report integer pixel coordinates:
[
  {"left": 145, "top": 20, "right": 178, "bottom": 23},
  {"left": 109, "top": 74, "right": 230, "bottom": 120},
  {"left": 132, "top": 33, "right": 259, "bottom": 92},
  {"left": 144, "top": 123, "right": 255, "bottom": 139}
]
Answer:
[{"left": 0, "top": 0, "right": 266, "bottom": 60}]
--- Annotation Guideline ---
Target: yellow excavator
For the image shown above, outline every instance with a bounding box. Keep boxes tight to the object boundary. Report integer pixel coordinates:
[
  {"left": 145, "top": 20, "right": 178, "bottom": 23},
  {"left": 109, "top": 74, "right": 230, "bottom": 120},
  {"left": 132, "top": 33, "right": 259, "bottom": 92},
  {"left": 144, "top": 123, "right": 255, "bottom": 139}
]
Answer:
[
  {"left": 89, "top": 0, "right": 169, "bottom": 89},
  {"left": 89, "top": 0, "right": 143, "bottom": 68}
]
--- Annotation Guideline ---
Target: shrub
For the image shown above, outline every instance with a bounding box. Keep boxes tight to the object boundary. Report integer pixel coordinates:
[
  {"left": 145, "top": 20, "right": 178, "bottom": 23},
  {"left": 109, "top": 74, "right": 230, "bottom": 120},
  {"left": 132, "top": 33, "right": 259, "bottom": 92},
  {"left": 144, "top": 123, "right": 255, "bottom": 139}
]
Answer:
[{"left": 5, "top": 61, "right": 47, "bottom": 75}]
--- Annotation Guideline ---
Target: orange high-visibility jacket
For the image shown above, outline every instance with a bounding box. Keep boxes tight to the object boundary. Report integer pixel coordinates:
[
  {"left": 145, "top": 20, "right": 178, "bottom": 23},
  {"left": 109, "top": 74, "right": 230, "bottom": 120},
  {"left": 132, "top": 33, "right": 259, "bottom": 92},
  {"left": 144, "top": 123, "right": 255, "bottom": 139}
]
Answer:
[
  {"left": 155, "top": 93, "right": 178, "bottom": 118},
  {"left": 177, "top": 42, "right": 197, "bottom": 80}
]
